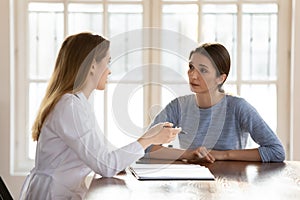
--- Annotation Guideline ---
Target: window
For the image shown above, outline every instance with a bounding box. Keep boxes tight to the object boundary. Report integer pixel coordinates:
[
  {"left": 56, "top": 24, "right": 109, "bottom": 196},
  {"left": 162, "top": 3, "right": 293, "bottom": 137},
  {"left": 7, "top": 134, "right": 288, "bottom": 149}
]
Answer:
[
  {"left": 27, "top": 2, "right": 64, "bottom": 160},
  {"left": 13, "top": 0, "right": 290, "bottom": 173}
]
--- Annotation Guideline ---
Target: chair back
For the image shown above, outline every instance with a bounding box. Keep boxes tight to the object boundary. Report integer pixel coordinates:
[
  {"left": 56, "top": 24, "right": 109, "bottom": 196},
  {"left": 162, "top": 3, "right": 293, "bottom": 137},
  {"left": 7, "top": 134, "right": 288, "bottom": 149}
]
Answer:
[{"left": 0, "top": 176, "right": 13, "bottom": 200}]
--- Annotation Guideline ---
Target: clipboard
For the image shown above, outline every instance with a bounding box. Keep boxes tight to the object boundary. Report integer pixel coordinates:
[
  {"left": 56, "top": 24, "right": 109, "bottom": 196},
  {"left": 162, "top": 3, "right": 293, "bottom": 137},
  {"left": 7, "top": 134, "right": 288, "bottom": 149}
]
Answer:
[{"left": 129, "top": 163, "right": 215, "bottom": 181}]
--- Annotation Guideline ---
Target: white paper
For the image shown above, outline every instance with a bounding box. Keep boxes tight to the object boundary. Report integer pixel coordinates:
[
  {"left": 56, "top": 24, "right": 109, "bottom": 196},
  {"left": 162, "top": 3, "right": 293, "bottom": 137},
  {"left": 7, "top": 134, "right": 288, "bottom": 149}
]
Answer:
[{"left": 129, "top": 163, "right": 215, "bottom": 180}]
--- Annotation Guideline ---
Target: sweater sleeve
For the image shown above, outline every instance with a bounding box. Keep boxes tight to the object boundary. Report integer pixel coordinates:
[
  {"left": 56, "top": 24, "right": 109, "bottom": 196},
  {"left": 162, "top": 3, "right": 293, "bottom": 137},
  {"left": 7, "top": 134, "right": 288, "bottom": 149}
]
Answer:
[
  {"left": 236, "top": 98, "right": 285, "bottom": 162},
  {"left": 150, "top": 98, "right": 181, "bottom": 128}
]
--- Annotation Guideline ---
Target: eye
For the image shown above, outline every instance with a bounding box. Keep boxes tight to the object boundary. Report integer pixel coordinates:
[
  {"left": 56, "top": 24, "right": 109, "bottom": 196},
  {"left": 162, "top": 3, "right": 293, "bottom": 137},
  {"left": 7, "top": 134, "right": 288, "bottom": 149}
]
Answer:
[
  {"left": 189, "top": 63, "right": 195, "bottom": 70},
  {"left": 200, "top": 68, "right": 208, "bottom": 73}
]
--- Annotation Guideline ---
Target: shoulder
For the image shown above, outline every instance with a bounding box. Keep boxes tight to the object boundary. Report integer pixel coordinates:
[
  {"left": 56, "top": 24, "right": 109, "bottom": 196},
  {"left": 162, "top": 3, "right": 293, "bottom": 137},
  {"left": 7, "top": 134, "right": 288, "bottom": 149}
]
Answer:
[
  {"left": 225, "top": 94, "right": 251, "bottom": 108},
  {"left": 55, "top": 93, "right": 81, "bottom": 109},
  {"left": 54, "top": 93, "right": 90, "bottom": 119},
  {"left": 165, "top": 94, "right": 195, "bottom": 110},
  {"left": 48, "top": 93, "right": 93, "bottom": 132},
  {"left": 160, "top": 94, "right": 194, "bottom": 115},
  {"left": 225, "top": 94, "right": 244, "bottom": 103},
  {"left": 225, "top": 94, "right": 259, "bottom": 119},
  {"left": 162, "top": 94, "right": 194, "bottom": 107},
  {"left": 176, "top": 94, "right": 194, "bottom": 104}
]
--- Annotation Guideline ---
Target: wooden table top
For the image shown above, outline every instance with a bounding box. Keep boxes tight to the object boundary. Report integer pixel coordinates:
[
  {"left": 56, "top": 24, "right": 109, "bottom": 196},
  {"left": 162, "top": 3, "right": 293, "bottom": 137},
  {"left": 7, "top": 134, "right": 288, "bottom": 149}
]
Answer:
[{"left": 86, "top": 160, "right": 300, "bottom": 200}]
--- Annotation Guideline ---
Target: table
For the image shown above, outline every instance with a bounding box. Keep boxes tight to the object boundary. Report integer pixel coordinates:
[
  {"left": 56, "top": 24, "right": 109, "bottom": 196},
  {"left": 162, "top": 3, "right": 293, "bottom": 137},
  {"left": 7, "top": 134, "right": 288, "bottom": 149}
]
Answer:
[{"left": 86, "top": 160, "right": 300, "bottom": 200}]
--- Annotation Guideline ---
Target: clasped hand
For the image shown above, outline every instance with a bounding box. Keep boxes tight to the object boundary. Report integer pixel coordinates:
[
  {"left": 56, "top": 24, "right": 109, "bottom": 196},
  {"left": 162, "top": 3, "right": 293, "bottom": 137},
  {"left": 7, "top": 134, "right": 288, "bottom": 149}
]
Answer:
[{"left": 184, "top": 147, "right": 216, "bottom": 163}]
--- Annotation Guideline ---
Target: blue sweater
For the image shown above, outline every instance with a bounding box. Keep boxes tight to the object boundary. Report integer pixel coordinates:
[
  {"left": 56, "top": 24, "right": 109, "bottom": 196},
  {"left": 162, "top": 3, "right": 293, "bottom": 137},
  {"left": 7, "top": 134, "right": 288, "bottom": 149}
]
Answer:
[{"left": 150, "top": 94, "right": 285, "bottom": 162}]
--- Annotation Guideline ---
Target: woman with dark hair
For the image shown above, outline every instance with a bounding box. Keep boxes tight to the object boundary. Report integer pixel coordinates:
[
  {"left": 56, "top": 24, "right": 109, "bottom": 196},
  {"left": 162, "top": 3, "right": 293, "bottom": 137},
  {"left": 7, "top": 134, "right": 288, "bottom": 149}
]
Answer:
[
  {"left": 146, "top": 43, "right": 285, "bottom": 163},
  {"left": 19, "top": 32, "right": 181, "bottom": 200}
]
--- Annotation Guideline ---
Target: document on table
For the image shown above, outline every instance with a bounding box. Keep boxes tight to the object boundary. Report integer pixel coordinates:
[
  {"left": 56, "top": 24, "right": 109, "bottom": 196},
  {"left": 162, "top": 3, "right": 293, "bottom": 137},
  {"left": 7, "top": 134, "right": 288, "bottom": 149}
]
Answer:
[{"left": 129, "top": 163, "right": 215, "bottom": 181}]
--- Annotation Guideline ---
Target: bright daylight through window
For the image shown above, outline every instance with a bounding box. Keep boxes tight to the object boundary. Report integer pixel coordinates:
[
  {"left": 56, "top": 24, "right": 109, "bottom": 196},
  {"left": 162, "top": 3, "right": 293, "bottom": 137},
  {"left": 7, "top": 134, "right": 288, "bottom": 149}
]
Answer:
[{"left": 13, "top": 0, "right": 284, "bottom": 173}]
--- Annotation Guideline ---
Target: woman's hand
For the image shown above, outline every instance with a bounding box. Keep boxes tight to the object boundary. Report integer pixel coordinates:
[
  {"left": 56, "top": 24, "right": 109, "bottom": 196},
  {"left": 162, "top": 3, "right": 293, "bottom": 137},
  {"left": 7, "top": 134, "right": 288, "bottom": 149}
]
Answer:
[
  {"left": 137, "top": 122, "right": 181, "bottom": 149},
  {"left": 183, "top": 147, "right": 215, "bottom": 163}
]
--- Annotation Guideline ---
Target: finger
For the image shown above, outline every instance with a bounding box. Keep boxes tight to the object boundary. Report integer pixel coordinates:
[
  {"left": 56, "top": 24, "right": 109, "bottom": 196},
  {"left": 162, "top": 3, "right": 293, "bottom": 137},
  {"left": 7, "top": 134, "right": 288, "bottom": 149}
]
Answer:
[
  {"left": 207, "top": 151, "right": 215, "bottom": 162},
  {"left": 197, "top": 148, "right": 213, "bottom": 162},
  {"left": 198, "top": 148, "right": 208, "bottom": 157},
  {"left": 204, "top": 153, "right": 215, "bottom": 163},
  {"left": 200, "top": 152, "right": 211, "bottom": 161},
  {"left": 195, "top": 151, "right": 203, "bottom": 159},
  {"left": 171, "top": 130, "right": 181, "bottom": 136},
  {"left": 163, "top": 122, "right": 174, "bottom": 128},
  {"left": 164, "top": 128, "right": 179, "bottom": 136},
  {"left": 166, "top": 135, "right": 176, "bottom": 143},
  {"left": 173, "top": 127, "right": 182, "bottom": 134},
  {"left": 202, "top": 149, "right": 215, "bottom": 163}
]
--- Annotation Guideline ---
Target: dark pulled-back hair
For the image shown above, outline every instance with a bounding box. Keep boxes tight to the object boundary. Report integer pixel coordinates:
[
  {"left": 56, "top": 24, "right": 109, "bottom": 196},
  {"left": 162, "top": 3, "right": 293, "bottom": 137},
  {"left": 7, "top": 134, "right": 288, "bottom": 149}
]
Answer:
[{"left": 189, "top": 43, "right": 231, "bottom": 92}]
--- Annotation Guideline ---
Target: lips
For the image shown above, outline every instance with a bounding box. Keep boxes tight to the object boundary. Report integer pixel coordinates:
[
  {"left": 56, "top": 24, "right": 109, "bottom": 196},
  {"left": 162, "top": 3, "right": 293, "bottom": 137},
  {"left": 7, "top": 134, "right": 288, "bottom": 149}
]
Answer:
[{"left": 190, "top": 82, "right": 200, "bottom": 87}]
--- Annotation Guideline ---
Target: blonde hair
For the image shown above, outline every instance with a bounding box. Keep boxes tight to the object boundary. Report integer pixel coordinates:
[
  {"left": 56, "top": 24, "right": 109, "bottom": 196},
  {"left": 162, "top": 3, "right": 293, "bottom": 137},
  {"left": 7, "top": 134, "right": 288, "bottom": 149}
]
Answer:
[{"left": 32, "top": 32, "right": 110, "bottom": 141}]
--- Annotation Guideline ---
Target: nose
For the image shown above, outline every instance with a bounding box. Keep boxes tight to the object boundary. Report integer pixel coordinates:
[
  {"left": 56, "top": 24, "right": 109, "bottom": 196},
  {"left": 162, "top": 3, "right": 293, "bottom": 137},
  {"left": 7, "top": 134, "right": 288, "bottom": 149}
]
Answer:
[{"left": 189, "top": 70, "right": 198, "bottom": 79}]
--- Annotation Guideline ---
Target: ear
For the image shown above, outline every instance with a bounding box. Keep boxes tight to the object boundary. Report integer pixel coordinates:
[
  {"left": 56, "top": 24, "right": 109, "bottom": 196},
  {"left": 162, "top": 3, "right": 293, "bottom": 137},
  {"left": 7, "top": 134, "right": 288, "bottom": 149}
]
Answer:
[
  {"left": 90, "top": 59, "right": 97, "bottom": 75},
  {"left": 217, "top": 74, "right": 227, "bottom": 85}
]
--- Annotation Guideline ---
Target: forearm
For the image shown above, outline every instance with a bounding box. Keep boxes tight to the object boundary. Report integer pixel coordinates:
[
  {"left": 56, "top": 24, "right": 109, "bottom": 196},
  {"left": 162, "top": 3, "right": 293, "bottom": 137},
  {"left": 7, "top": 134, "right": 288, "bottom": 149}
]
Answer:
[
  {"left": 211, "top": 148, "right": 262, "bottom": 162},
  {"left": 147, "top": 145, "right": 186, "bottom": 160},
  {"left": 137, "top": 137, "right": 153, "bottom": 149}
]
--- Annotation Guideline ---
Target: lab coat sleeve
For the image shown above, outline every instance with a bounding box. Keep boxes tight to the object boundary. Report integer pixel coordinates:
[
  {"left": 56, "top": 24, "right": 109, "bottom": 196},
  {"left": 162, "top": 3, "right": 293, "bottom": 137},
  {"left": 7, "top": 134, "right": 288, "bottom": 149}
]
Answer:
[{"left": 53, "top": 96, "right": 145, "bottom": 177}]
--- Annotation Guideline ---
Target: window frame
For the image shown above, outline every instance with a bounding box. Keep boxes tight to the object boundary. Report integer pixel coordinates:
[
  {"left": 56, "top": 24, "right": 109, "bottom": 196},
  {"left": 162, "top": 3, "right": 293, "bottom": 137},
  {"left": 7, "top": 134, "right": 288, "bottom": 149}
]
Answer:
[{"left": 12, "top": 0, "right": 291, "bottom": 174}]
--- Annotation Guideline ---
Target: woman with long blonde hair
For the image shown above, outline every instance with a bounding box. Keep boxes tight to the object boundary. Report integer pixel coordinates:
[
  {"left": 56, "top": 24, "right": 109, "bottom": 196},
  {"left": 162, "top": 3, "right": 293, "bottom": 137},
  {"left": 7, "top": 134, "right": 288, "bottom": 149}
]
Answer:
[{"left": 20, "top": 32, "right": 181, "bottom": 200}]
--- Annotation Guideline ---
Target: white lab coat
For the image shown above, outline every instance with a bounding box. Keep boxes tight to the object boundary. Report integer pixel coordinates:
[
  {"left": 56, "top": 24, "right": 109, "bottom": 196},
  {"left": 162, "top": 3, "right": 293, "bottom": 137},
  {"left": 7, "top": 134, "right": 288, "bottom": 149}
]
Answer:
[{"left": 19, "top": 92, "right": 145, "bottom": 200}]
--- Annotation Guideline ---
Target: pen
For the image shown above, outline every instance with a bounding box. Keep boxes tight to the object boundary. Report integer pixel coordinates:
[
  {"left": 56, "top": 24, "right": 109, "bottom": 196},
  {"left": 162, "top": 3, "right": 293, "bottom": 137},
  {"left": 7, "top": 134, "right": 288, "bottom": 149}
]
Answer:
[
  {"left": 180, "top": 130, "right": 188, "bottom": 135},
  {"left": 163, "top": 126, "right": 188, "bottom": 134},
  {"left": 177, "top": 128, "right": 188, "bottom": 134}
]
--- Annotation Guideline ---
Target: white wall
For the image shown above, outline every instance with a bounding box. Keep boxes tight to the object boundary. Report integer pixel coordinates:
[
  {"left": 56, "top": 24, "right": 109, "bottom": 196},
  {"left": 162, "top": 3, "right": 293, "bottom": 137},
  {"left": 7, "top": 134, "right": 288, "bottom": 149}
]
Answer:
[
  {"left": 0, "top": 0, "right": 26, "bottom": 199},
  {"left": 290, "top": 0, "right": 300, "bottom": 160},
  {"left": 0, "top": 0, "right": 300, "bottom": 198}
]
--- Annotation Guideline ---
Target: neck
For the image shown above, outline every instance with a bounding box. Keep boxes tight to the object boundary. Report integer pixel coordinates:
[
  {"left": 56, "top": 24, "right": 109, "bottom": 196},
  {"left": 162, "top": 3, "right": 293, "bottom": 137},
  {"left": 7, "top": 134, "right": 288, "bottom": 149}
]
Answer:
[
  {"left": 81, "top": 86, "right": 93, "bottom": 99},
  {"left": 195, "top": 91, "right": 225, "bottom": 108}
]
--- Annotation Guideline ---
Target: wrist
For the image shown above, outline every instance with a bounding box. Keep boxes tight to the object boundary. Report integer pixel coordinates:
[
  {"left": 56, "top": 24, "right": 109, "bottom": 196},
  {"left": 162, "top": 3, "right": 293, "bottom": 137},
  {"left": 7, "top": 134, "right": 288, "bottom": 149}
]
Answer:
[
  {"left": 137, "top": 138, "right": 151, "bottom": 149},
  {"left": 211, "top": 150, "right": 229, "bottom": 161},
  {"left": 224, "top": 151, "right": 230, "bottom": 160},
  {"left": 180, "top": 149, "right": 192, "bottom": 160}
]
